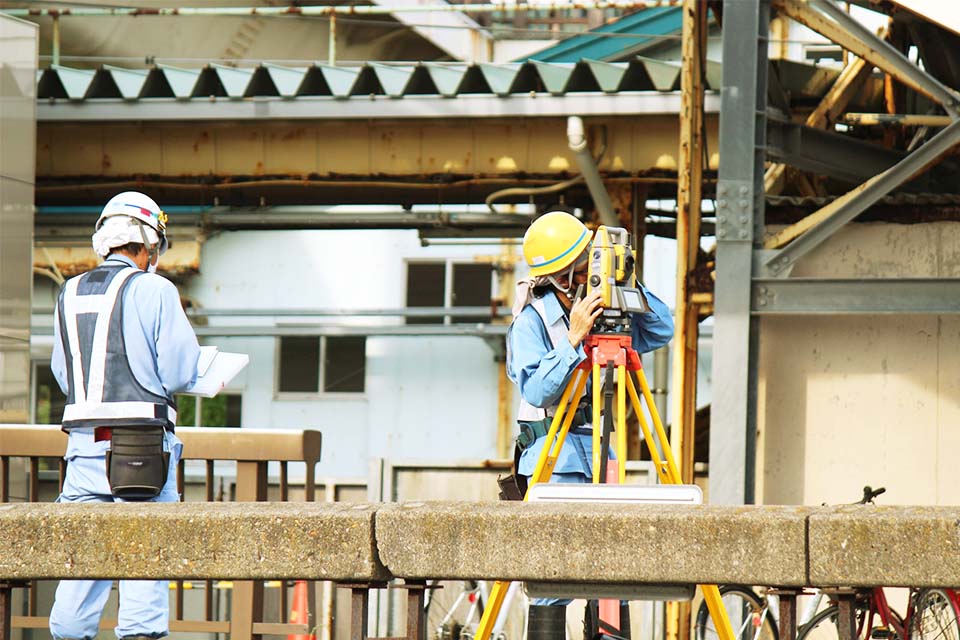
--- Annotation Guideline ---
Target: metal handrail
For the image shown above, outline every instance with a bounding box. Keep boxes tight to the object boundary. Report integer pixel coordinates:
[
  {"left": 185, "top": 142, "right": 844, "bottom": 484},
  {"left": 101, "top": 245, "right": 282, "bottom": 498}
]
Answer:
[{"left": 0, "top": 424, "right": 323, "bottom": 640}]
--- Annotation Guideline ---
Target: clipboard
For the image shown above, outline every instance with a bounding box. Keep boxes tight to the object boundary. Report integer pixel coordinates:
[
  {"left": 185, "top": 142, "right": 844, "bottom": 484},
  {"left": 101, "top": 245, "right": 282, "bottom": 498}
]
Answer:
[{"left": 183, "top": 346, "right": 249, "bottom": 398}]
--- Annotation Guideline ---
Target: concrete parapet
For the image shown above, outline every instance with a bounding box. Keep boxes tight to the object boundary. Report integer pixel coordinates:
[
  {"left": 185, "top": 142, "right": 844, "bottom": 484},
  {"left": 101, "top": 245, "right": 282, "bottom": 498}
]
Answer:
[
  {"left": 376, "top": 501, "right": 810, "bottom": 587},
  {"left": 808, "top": 505, "right": 960, "bottom": 588},
  {"left": 0, "top": 502, "right": 388, "bottom": 581},
  {"left": 5, "top": 501, "right": 960, "bottom": 589}
]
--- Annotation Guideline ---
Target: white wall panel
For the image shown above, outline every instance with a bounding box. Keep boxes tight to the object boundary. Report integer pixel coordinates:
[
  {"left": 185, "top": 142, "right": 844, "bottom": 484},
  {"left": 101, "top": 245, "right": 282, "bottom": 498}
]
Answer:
[{"left": 760, "top": 222, "right": 960, "bottom": 506}]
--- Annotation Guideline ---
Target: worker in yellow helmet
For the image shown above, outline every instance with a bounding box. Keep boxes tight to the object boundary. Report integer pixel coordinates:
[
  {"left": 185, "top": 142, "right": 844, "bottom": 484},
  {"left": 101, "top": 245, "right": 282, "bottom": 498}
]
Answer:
[{"left": 504, "top": 210, "right": 674, "bottom": 635}]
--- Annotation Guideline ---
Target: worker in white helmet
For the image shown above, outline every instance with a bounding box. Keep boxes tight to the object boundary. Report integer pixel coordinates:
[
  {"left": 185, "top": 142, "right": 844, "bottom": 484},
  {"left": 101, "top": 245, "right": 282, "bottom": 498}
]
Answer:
[
  {"left": 504, "top": 210, "right": 674, "bottom": 638},
  {"left": 48, "top": 191, "right": 200, "bottom": 640}
]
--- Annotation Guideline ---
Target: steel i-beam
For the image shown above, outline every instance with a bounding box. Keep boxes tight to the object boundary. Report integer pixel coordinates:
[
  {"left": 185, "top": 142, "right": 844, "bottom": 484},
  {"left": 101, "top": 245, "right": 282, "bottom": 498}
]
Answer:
[{"left": 764, "top": 116, "right": 960, "bottom": 274}]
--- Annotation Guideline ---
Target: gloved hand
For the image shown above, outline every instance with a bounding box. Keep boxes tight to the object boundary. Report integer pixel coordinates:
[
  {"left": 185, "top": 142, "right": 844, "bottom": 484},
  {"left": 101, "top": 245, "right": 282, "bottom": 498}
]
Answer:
[{"left": 567, "top": 290, "right": 603, "bottom": 346}]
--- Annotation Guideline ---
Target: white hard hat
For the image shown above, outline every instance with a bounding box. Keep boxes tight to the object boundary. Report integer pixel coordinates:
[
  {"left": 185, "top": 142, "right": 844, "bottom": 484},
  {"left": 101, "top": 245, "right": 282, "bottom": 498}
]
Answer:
[{"left": 94, "top": 191, "right": 169, "bottom": 255}]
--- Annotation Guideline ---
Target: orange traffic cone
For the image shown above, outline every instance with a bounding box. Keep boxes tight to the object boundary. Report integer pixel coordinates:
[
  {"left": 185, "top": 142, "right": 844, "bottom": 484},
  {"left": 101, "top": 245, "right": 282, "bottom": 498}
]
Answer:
[{"left": 288, "top": 580, "right": 316, "bottom": 640}]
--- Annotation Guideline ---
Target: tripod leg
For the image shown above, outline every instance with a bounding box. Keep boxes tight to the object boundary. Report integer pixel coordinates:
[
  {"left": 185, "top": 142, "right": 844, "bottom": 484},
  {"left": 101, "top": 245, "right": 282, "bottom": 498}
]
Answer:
[
  {"left": 475, "top": 371, "right": 586, "bottom": 640},
  {"left": 598, "top": 361, "right": 615, "bottom": 484},
  {"left": 625, "top": 371, "right": 672, "bottom": 485},
  {"left": 592, "top": 362, "right": 602, "bottom": 483},
  {"left": 623, "top": 371, "right": 735, "bottom": 640},
  {"left": 616, "top": 364, "right": 627, "bottom": 484},
  {"left": 529, "top": 369, "right": 587, "bottom": 486},
  {"left": 634, "top": 368, "right": 682, "bottom": 482}
]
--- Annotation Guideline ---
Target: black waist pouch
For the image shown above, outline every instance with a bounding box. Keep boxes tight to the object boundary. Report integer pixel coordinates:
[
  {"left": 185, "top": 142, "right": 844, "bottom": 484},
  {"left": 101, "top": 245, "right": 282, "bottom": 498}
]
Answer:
[
  {"left": 105, "top": 426, "right": 169, "bottom": 500},
  {"left": 496, "top": 443, "right": 528, "bottom": 501}
]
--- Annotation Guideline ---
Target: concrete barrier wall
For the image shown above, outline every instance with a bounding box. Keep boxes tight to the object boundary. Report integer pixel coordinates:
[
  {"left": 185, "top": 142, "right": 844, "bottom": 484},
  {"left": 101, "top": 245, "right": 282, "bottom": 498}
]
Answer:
[{"left": 1, "top": 501, "right": 957, "bottom": 588}]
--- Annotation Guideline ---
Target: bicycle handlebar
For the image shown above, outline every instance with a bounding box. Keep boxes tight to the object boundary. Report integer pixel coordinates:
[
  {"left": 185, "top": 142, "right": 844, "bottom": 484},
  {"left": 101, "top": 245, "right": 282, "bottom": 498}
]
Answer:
[{"left": 859, "top": 485, "right": 886, "bottom": 504}]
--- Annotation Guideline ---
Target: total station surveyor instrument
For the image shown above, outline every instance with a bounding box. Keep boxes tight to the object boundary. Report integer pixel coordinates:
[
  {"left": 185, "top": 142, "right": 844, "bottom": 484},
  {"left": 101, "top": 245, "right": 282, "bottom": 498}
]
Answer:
[{"left": 479, "top": 226, "right": 737, "bottom": 640}]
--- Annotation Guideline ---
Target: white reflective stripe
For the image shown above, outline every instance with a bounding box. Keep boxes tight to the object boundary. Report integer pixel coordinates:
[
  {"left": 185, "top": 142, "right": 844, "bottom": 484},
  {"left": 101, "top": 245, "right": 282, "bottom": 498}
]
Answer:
[
  {"left": 531, "top": 297, "right": 571, "bottom": 357},
  {"left": 62, "top": 277, "right": 87, "bottom": 404},
  {"left": 67, "top": 295, "right": 109, "bottom": 314},
  {"left": 86, "top": 268, "right": 137, "bottom": 403},
  {"left": 516, "top": 296, "right": 586, "bottom": 423},
  {"left": 63, "top": 401, "right": 177, "bottom": 425}
]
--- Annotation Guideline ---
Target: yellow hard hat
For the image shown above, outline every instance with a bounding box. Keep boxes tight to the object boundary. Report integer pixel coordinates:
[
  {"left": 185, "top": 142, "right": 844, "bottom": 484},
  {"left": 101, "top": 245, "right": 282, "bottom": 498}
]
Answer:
[{"left": 522, "top": 211, "right": 592, "bottom": 277}]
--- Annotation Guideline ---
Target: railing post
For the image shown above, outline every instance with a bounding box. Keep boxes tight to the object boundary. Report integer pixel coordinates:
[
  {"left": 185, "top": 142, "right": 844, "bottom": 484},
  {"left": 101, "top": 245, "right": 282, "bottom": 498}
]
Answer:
[
  {"left": 0, "top": 583, "right": 11, "bottom": 640},
  {"left": 769, "top": 588, "right": 800, "bottom": 640},
  {"left": 233, "top": 460, "right": 268, "bottom": 639},
  {"left": 0, "top": 582, "right": 26, "bottom": 640},
  {"left": 832, "top": 589, "right": 858, "bottom": 640},
  {"left": 403, "top": 581, "right": 426, "bottom": 640},
  {"left": 350, "top": 587, "right": 370, "bottom": 640}
]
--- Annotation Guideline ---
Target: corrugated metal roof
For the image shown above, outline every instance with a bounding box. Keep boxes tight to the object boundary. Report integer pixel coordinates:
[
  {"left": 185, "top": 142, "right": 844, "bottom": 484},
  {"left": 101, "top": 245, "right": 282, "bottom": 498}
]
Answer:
[
  {"left": 521, "top": 6, "right": 682, "bottom": 63},
  {"left": 35, "top": 57, "right": 709, "bottom": 102}
]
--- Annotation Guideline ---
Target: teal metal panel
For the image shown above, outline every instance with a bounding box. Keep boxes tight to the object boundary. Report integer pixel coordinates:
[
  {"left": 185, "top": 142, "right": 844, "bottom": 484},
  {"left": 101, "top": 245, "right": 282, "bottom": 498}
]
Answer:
[
  {"left": 103, "top": 65, "right": 147, "bottom": 99},
  {"left": 369, "top": 63, "right": 414, "bottom": 98},
  {"left": 157, "top": 65, "right": 200, "bottom": 99},
  {"left": 317, "top": 65, "right": 360, "bottom": 98},
  {"left": 212, "top": 64, "right": 253, "bottom": 98},
  {"left": 422, "top": 63, "right": 467, "bottom": 97},
  {"left": 477, "top": 63, "right": 520, "bottom": 96},
  {"left": 636, "top": 56, "right": 680, "bottom": 91},
  {"left": 41, "top": 65, "right": 93, "bottom": 100},
  {"left": 519, "top": 6, "right": 682, "bottom": 63},
  {"left": 530, "top": 61, "right": 575, "bottom": 95},
  {"left": 261, "top": 63, "right": 307, "bottom": 98},
  {"left": 582, "top": 59, "right": 627, "bottom": 93}
]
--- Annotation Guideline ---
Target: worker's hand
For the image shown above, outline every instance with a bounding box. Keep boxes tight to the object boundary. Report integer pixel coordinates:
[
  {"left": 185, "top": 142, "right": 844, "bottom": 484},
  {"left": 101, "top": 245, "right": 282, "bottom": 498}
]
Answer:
[{"left": 568, "top": 290, "right": 603, "bottom": 347}]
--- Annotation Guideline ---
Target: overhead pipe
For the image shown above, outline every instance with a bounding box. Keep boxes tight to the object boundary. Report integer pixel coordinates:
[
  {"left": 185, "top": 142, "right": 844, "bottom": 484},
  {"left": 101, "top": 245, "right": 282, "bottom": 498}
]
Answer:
[
  {"left": 4, "top": 2, "right": 680, "bottom": 17},
  {"left": 567, "top": 116, "right": 617, "bottom": 227},
  {"left": 52, "top": 14, "right": 60, "bottom": 66}
]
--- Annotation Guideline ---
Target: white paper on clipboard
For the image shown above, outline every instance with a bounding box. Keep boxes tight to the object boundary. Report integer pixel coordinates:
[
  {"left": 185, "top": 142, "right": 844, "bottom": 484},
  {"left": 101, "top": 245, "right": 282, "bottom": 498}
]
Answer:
[{"left": 183, "top": 347, "right": 249, "bottom": 398}]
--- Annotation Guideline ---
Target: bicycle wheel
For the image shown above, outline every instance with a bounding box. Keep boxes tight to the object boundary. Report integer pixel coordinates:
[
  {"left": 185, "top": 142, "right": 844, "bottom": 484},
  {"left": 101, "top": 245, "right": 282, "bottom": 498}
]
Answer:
[
  {"left": 695, "top": 586, "right": 779, "bottom": 640},
  {"left": 487, "top": 581, "right": 528, "bottom": 640},
  {"left": 911, "top": 589, "right": 960, "bottom": 640},
  {"left": 425, "top": 580, "right": 479, "bottom": 640},
  {"left": 797, "top": 602, "right": 882, "bottom": 640},
  {"left": 423, "top": 580, "right": 527, "bottom": 640}
]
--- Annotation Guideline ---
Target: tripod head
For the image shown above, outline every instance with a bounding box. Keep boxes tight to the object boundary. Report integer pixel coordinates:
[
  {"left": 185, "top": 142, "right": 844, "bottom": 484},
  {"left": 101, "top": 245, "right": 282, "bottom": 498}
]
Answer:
[{"left": 586, "top": 225, "right": 649, "bottom": 334}]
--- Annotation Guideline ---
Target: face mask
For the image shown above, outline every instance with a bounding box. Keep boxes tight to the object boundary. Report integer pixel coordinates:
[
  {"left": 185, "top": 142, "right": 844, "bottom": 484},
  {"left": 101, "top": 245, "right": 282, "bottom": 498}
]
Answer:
[{"left": 147, "top": 259, "right": 158, "bottom": 274}]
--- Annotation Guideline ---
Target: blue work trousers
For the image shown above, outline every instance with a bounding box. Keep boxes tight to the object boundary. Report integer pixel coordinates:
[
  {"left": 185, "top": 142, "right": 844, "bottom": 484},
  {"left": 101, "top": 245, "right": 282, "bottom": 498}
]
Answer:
[
  {"left": 49, "top": 433, "right": 181, "bottom": 640},
  {"left": 527, "top": 436, "right": 593, "bottom": 607}
]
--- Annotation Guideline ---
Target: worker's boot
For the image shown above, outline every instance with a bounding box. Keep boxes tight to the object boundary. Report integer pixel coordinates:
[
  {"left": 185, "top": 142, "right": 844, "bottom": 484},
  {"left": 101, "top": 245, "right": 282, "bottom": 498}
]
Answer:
[
  {"left": 527, "top": 604, "right": 567, "bottom": 640},
  {"left": 584, "top": 601, "right": 631, "bottom": 640},
  {"left": 617, "top": 602, "right": 631, "bottom": 640}
]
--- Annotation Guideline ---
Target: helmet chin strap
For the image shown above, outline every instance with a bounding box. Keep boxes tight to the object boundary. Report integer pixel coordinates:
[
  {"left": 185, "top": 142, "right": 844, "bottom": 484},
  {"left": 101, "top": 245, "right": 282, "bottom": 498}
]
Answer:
[
  {"left": 132, "top": 219, "right": 160, "bottom": 266},
  {"left": 546, "top": 266, "right": 574, "bottom": 293},
  {"left": 546, "top": 251, "right": 588, "bottom": 297}
]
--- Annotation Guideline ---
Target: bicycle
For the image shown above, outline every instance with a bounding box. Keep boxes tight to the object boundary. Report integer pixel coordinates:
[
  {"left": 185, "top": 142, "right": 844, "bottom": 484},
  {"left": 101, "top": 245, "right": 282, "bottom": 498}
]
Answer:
[
  {"left": 794, "top": 487, "right": 960, "bottom": 640},
  {"left": 694, "top": 486, "right": 960, "bottom": 640},
  {"left": 424, "top": 579, "right": 528, "bottom": 640},
  {"left": 694, "top": 584, "right": 783, "bottom": 640}
]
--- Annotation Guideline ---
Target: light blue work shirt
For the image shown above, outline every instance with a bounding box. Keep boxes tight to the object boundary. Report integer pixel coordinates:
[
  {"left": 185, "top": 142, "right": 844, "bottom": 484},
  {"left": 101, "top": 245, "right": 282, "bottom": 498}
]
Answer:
[
  {"left": 506, "top": 286, "right": 674, "bottom": 477},
  {"left": 51, "top": 254, "right": 201, "bottom": 459}
]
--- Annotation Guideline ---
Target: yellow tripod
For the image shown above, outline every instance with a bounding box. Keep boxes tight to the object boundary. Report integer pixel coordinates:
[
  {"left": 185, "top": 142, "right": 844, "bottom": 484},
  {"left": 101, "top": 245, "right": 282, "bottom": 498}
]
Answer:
[{"left": 475, "top": 332, "right": 735, "bottom": 640}]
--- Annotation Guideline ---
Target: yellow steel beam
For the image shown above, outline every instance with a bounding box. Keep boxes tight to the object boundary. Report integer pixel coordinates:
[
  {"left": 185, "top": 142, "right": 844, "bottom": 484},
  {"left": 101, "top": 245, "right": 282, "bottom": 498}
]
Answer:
[
  {"left": 33, "top": 242, "right": 202, "bottom": 279},
  {"left": 36, "top": 117, "right": 720, "bottom": 180},
  {"left": 841, "top": 113, "right": 954, "bottom": 127},
  {"left": 773, "top": 0, "right": 959, "bottom": 109},
  {"left": 671, "top": 0, "right": 706, "bottom": 486},
  {"left": 670, "top": 6, "right": 706, "bottom": 639},
  {"left": 764, "top": 26, "right": 884, "bottom": 195}
]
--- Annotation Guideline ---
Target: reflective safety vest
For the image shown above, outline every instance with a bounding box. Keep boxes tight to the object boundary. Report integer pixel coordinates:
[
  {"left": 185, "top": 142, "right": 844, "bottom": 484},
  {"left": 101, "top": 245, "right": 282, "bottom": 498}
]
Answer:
[
  {"left": 58, "top": 263, "right": 177, "bottom": 431},
  {"left": 511, "top": 295, "right": 587, "bottom": 423}
]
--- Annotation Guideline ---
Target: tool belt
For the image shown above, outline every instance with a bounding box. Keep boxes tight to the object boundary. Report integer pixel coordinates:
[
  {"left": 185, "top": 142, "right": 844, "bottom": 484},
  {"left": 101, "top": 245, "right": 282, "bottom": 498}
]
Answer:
[
  {"left": 498, "top": 406, "right": 592, "bottom": 502},
  {"left": 102, "top": 426, "right": 170, "bottom": 500},
  {"left": 516, "top": 407, "right": 592, "bottom": 450}
]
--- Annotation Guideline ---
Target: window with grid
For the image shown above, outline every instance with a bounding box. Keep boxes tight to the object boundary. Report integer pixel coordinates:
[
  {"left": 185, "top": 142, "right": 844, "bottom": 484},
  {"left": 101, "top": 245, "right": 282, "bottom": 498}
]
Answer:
[
  {"left": 277, "top": 335, "right": 366, "bottom": 394},
  {"left": 405, "top": 261, "right": 494, "bottom": 325}
]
